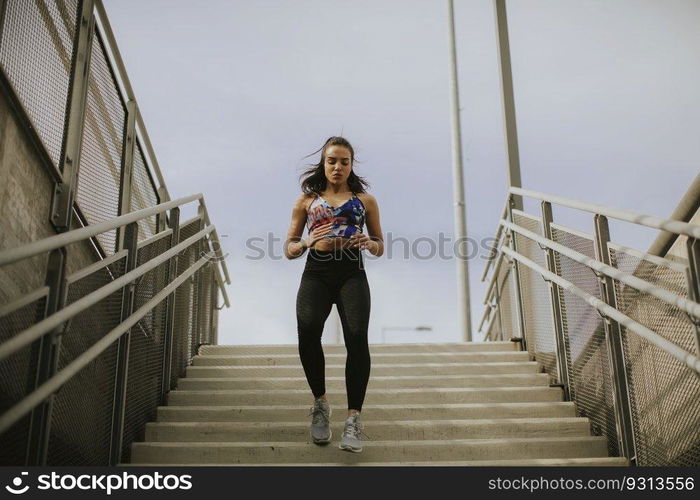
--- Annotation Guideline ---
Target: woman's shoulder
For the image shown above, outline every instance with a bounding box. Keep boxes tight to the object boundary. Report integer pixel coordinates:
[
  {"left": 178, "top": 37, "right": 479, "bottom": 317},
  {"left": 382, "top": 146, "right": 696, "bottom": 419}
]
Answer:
[
  {"left": 355, "top": 192, "right": 376, "bottom": 207},
  {"left": 295, "top": 192, "right": 319, "bottom": 211}
]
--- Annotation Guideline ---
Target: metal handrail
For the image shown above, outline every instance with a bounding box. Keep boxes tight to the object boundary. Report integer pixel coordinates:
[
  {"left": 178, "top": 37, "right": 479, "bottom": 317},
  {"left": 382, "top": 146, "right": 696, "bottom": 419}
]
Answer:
[
  {"left": 480, "top": 198, "right": 509, "bottom": 281},
  {"left": 510, "top": 186, "right": 700, "bottom": 239},
  {"left": 0, "top": 194, "right": 200, "bottom": 266},
  {"left": 499, "top": 219, "right": 700, "bottom": 320},
  {"left": 0, "top": 253, "right": 211, "bottom": 435},
  {"left": 0, "top": 225, "right": 213, "bottom": 361},
  {"left": 0, "top": 192, "right": 230, "bottom": 306},
  {"left": 500, "top": 245, "right": 700, "bottom": 374}
]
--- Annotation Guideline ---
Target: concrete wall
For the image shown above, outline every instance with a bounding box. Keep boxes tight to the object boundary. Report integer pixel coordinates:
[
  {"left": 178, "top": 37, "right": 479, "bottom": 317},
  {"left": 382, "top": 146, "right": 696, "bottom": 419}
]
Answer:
[{"left": 0, "top": 83, "right": 99, "bottom": 308}]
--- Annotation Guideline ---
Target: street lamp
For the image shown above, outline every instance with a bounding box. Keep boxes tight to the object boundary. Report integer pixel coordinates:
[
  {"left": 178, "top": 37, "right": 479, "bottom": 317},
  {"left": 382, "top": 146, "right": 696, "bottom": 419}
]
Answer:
[{"left": 380, "top": 325, "right": 433, "bottom": 344}]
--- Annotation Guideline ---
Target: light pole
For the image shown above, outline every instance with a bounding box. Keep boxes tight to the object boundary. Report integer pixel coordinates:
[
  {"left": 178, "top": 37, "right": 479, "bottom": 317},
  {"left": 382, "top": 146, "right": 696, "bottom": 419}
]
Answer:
[
  {"left": 381, "top": 325, "right": 433, "bottom": 344},
  {"left": 446, "top": 0, "right": 473, "bottom": 342}
]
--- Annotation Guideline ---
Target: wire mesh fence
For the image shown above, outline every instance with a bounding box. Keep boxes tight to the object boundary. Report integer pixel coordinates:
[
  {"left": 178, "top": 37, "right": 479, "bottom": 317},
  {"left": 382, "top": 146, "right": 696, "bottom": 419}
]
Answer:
[
  {"left": 481, "top": 198, "right": 700, "bottom": 466},
  {"left": 0, "top": 0, "right": 226, "bottom": 466}
]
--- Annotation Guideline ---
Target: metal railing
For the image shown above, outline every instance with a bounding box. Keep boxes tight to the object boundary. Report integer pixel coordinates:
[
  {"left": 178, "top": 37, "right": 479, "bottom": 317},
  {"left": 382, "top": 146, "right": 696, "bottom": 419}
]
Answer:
[
  {"left": 0, "top": 0, "right": 230, "bottom": 465},
  {"left": 480, "top": 186, "right": 700, "bottom": 466}
]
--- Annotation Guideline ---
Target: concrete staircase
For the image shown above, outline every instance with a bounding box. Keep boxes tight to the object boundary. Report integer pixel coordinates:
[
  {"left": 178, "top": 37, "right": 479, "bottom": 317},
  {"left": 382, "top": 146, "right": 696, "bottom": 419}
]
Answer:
[{"left": 125, "top": 341, "right": 629, "bottom": 466}]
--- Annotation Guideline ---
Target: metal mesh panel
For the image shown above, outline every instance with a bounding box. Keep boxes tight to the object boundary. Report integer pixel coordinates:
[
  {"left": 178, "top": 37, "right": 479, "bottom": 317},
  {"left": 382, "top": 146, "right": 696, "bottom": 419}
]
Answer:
[
  {"left": 131, "top": 142, "right": 159, "bottom": 240},
  {"left": 609, "top": 244, "right": 700, "bottom": 465},
  {"left": 0, "top": 290, "right": 47, "bottom": 465},
  {"left": 513, "top": 211, "right": 557, "bottom": 378},
  {"left": 169, "top": 219, "right": 201, "bottom": 389},
  {"left": 495, "top": 262, "right": 518, "bottom": 341},
  {"left": 46, "top": 255, "right": 125, "bottom": 465},
  {"left": 551, "top": 224, "right": 619, "bottom": 456},
  {"left": 120, "top": 236, "right": 170, "bottom": 462},
  {"left": 0, "top": 0, "right": 79, "bottom": 167},
  {"left": 75, "top": 29, "right": 126, "bottom": 256}
]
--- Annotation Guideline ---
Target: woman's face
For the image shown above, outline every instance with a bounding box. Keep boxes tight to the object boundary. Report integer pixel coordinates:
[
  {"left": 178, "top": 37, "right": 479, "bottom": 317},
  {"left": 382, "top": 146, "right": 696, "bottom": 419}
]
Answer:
[{"left": 324, "top": 145, "right": 353, "bottom": 186}]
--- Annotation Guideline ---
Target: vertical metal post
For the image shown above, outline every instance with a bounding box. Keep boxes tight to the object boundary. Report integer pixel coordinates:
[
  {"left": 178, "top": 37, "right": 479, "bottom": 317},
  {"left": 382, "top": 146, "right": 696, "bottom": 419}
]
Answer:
[
  {"left": 193, "top": 206, "right": 206, "bottom": 354},
  {"left": 685, "top": 237, "right": 700, "bottom": 355},
  {"left": 0, "top": 0, "right": 8, "bottom": 51},
  {"left": 506, "top": 199, "right": 528, "bottom": 352},
  {"left": 493, "top": 0, "right": 523, "bottom": 211},
  {"left": 541, "top": 202, "right": 571, "bottom": 399},
  {"left": 25, "top": 248, "right": 67, "bottom": 466},
  {"left": 208, "top": 268, "right": 218, "bottom": 345},
  {"left": 116, "top": 100, "right": 137, "bottom": 250},
  {"left": 593, "top": 214, "right": 636, "bottom": 463},
  {"left": 446, "top": 0, "right": 472, "bottom": 342},
  {"left": 108, "top": 222, "right": 138, "bottom": 466},
  {"left": 50, "top": 0, "right": 96, "bottom": 232},
  {"left": 161, "top": 207, "right": 180, "bottom": 404}
]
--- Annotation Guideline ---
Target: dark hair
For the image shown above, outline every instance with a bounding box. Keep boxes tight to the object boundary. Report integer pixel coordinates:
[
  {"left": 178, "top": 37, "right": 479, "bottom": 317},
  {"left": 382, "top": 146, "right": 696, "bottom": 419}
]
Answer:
[{"left": 299, "top": 136, "right": 370, "bottom": 196}]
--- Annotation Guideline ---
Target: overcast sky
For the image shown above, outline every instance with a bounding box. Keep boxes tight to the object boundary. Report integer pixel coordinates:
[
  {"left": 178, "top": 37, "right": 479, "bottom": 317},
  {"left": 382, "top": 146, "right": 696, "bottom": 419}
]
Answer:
[{"left": 103, "top": 0, "right": 699, "bottom": 345}]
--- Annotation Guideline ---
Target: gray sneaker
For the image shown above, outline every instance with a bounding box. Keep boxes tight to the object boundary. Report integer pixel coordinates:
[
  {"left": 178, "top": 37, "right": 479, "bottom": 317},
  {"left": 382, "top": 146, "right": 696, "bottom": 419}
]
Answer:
[
  {"left": 308, "top": 397, "right": 332, "bottom": 444},
  {"left": 339, "top": 413, "right": 364, "bottom": 453}
]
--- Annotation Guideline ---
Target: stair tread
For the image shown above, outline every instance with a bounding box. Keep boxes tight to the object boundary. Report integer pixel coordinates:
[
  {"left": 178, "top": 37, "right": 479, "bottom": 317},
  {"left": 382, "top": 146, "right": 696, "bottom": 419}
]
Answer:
[
  {"left": 158, "top": 401, "right": 575, "bottom": 410},
  {"left": 169, "top": 386, "right": 558, "bottom": 394},
  {"left": 133, "top": 436, "right": 607, "bottom": 447},
  {"left": 146, "top": 417, "right": 590, "bottom": 429},
  {"left": 121, "top": 457, "right": 629, "bottom": 466}
]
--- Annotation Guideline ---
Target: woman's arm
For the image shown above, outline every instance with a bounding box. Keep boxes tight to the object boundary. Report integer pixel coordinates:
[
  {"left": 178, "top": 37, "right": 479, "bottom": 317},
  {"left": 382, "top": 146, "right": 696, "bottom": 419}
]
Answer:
[{"left": 284, "top": 194, "right": 310, "bottom": 259}]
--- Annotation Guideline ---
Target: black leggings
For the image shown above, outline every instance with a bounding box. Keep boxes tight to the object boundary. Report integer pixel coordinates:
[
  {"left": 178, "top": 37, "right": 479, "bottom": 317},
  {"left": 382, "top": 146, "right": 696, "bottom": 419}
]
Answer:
[{"left": 296, "top": 247, "right": 371, "bottom": 411}]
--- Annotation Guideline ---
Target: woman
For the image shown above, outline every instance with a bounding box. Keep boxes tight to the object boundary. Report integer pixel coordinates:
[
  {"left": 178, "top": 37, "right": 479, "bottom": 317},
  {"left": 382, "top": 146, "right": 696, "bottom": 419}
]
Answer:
[{"left": 284, "top": 136, "right": 384, "bottom": 453}]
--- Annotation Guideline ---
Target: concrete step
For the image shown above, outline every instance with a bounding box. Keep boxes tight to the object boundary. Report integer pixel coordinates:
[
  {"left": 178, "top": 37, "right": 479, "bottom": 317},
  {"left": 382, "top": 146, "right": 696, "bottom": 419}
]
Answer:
[
  {"left": 192, "top": 351, "right": 530, "bottom": 366},
  {"left": 130, "top": 436, "right": 609, "bottom": 464},
  {"left": 144, "top": 417, "right": 592, "bottom": 442},
  {"left": 176, "top": 373, "right": 551, "bottom": 391},
  {"left": 200, "top": 342, "right": 519, "bottom": 355},
  {"left": 185, "top": 361, "right": 541, "bottom": 378},
  {"left": 122, "top": 457, "right": 630, "bottom": 467},
  {"left": 156, "top": 402, "right": 577, "bottom": 422},
  {"left": 166, "top": 387, "right": 563, "bottom": 406}
]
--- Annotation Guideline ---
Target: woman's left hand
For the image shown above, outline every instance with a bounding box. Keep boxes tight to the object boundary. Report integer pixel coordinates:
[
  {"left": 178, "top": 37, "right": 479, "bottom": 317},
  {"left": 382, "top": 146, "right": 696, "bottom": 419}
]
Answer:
[{"left": 350, "top": 232, "right": 372, "bottom": 251}]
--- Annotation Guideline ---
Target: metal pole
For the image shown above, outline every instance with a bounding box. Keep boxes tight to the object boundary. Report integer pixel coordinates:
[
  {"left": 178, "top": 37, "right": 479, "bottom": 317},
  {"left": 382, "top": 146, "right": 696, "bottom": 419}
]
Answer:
[
  {"left": 648, "top": 173, "right": 700, "bottom": 257},
  {"left": 161, "top": 207, "right": 180, "bottom": 404},
  {"left": 108, "top": 222, "right": 138, "bottom": 466},
  {"left": 506, "top": 199, "right": 528, "bottom": 352},
  {"left": 447, "top": 0, "right": 472, "bottom": 342},
  {"left": 685, "top": 237, "right": 700, "bottom": 355},
  {"left": 0, "top": 0, "right": 8, "bottom": 52},
  {"left": 493, "top": 0, "right": 523, "bottom": 211},
  {"left": 593, "top": 214, "right": 637, "bottom": 464},
  {"left": 541, "top": 201, "right": 571, "bottom": 400},
  {"left": 25, "top": 248, "right": 67, "bottom": 465},
  {"left": 50, "top": 0, "right": 96, "bottom": 232}
]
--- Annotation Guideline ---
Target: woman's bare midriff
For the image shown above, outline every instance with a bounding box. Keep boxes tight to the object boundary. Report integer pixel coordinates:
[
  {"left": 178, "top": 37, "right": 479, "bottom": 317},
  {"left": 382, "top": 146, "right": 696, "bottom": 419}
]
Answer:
[{"left": 310, "top": 236, "right": 356, "bottom": 252}]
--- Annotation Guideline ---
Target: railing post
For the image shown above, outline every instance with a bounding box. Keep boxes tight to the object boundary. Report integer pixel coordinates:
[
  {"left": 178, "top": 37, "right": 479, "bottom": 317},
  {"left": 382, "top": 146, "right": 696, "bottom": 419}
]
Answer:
[
  {"left": 593, "top": 214, "right": 637, "bottom": 464},
  {"left": 25, "top": 248, "right": 67, "bottom": 466},
  {"left": 50, "top": 0, "right": 96, "bottom": 232},
  {"left": 686, "top": 237, "right": 700, "bottom": 355},
  {"left": 193, "top": 206, "right": 206, "bottom": 353},
  {"left": 541, "top": 201, "right": 571, "bottom": 400},
  {"left": 108, "top": 221, "right": 138, "bottom": 466},
  {"left": 505, "top": 198, "right": 528, "bottom": 352},
  {"left": 161, "top": 207, "right": 180, "bottom": 405},
  {"left": 116, "top": 100, "right": 137, "bottom": 249},
  {"left": 0, "top": 0, "right": 8, "bottom": 49}
]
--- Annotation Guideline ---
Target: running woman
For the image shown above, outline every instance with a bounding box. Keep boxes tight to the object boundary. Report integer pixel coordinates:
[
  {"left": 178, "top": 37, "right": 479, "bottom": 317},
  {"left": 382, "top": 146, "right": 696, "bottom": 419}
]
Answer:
[{"left": 284, "top": 136, "right": 384, "bottom": 453}]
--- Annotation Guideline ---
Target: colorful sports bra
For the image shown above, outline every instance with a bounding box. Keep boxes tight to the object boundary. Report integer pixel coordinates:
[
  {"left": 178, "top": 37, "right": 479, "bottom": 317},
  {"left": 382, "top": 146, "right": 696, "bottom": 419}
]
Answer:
[{"left": 307, "top": 192, "right": 366, "bottom": 239}]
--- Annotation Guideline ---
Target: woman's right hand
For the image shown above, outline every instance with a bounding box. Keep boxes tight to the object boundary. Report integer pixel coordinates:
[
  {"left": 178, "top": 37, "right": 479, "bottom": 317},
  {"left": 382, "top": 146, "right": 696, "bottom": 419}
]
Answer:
[{"left": 306, "top": 222, "right": 333, "bottom": 248}]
